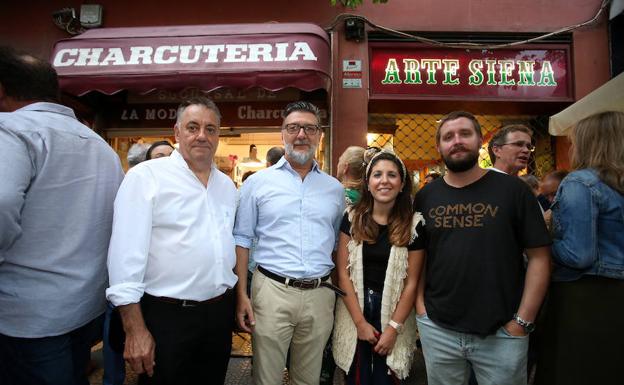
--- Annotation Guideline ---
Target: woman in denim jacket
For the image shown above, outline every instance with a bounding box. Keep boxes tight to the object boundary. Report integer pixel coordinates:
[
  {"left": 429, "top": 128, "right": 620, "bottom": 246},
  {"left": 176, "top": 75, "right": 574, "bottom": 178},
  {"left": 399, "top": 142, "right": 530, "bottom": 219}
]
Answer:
[{"left": 536, "top": 111, "right": 624, "bottom": 385}]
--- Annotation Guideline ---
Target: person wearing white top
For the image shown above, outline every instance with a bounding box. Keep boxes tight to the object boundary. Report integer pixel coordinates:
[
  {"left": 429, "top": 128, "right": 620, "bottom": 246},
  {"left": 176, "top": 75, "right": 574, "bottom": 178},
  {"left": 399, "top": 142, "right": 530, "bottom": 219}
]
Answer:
[{"left": 106, "top": 97, "right": 237, "bottom": 385}]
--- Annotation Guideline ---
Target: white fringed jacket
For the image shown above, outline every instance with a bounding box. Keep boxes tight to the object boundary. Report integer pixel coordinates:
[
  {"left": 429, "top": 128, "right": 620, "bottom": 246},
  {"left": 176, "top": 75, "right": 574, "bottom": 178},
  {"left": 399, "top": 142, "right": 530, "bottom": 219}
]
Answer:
[{"left": 332, "top": 209, "right": 425, "bottom": 379}]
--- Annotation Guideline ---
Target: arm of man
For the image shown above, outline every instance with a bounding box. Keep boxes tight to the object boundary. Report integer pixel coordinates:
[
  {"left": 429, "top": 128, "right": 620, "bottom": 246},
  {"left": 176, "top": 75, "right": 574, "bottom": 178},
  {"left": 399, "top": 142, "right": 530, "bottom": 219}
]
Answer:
[
  {"left": 118, "top": 303, "right": 156, "bottom": 376},
  {"left": 504, "top": 246, "right": 551, "bottom": 336},
  {"left": 234, "top": 245, "right": 255, "bottom": 332},
  {"left": 375, "top": 249, "right": 425, "bottom": 355},
  {"left": 233, "top": 176, "right": 258, "bottom": 332},
  {"left": 0, "top": 127, "right": 35, "bottom": 253},
  {"left": 106, "top": 169, "right": 156, "bottom": 374}
]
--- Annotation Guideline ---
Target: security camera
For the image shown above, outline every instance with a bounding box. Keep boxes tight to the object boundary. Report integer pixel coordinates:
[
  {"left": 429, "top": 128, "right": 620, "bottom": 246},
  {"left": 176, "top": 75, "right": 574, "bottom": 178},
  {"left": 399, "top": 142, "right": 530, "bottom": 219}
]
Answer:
[{"left": 52, "top": 8, "right": 76, "bottom": 23}]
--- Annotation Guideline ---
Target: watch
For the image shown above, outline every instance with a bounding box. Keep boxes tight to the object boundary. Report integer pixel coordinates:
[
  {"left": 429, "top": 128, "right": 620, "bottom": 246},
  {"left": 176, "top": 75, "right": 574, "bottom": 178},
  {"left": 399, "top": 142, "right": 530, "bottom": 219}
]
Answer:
[
  {"left": 388, "top": 319, "right": 404, "bottom": 334},
  {"left": 513, "top": 313, "right": 535, "bottom": 333}
]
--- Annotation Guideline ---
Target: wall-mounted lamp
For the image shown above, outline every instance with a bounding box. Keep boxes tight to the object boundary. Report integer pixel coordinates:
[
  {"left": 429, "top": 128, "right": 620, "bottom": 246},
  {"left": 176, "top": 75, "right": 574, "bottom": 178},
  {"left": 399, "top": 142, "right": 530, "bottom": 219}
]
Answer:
[
  {"left": 52, "top": 4, "right": 103, "bottom": 35},
  {"left": 344, "top": 17, "right": 365, "bottom": 42}
]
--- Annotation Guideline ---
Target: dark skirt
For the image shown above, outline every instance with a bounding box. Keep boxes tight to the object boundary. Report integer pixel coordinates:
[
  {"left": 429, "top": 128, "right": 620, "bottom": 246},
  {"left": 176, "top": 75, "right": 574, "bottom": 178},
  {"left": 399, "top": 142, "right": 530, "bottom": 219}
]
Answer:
[{"left": 535, "top": 275, "right": 624, "bottom": 385}]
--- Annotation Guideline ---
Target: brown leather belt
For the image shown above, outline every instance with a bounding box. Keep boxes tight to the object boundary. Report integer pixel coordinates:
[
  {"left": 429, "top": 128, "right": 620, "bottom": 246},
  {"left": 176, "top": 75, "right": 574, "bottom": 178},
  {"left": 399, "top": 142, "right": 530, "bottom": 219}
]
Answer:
[
  {"left": 144, "top": 290, "right": 231, "bottom": 307},
  {"left": 257, "top": 266, "right": 345, "bottom": 297}
]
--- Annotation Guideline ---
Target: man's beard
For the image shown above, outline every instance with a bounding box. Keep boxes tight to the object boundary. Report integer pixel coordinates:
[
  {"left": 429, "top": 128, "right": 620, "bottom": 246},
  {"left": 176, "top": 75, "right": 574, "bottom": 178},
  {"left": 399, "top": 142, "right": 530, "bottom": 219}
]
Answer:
[
  {"left": 442, "top": 147, "right": 479, "bottom": 172},
  {"left": 285, "top": 141, "right": 317, "bottom": 165}
]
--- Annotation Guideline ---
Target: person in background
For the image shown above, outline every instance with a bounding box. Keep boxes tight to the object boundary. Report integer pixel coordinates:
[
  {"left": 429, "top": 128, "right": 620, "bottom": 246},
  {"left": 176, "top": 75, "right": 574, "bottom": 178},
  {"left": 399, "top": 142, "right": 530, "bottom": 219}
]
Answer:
[
  {"left": 536, "top": 111, "right": 624, "bottom": 385},
  {"left": 266, "top": 146, "right": 285, "bottom": 167},
  {"left": 333, "top": 150, "right": 425, "bottom": 384},
  {"left": 488, "top": 124, "right": 535, "bottom": 176},
  {"left": 424, "top": 171, "right": 441, "bottom": 185},
  {"left": 243, "top": 143, "right": 261, "bottom": 163},
  {"left": 520, "top": 174, "right": 540, "bottom": 197},
  {"left": 234, "top": 101, "right": 345, "bottom": 385},
  {"left": 107, "top": 97, "right": 237, "bottom": 385},
  {"left": 538, "top": 170, "right": 569, "bottom": 211},
  {"left": 336, "top": 146, "right": 366, "bottom": 205},
  {"left": 0, "top": 46, "right": 124, "bottom": 385},
  {"left": 145, "top": 140, "right": 174, "bottom": 160},
  {"left": 127, "top": 143, "right": 150, "bottom": 168}
]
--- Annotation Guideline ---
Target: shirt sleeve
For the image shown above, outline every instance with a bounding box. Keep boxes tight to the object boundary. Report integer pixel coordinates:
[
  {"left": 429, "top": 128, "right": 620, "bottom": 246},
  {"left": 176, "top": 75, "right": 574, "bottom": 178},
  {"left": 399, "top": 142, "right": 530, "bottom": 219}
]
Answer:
[
  {"left": 233, "top": 175, "right": 258, "bottom": 249},
  {"left": 333, "top": 193, "right": 347, "bottom": 250},
  {"left": 551, "top": 179, "right": 597, "bottom": 269},
  {"left": 0, "top": 127, "right": 37, "bottom": 254},
  {"left": 105, "top": 168, "right": 156, "bottom": 306},
  {"left": 517, "top": 181, "right": 552, "bottom": 249}
]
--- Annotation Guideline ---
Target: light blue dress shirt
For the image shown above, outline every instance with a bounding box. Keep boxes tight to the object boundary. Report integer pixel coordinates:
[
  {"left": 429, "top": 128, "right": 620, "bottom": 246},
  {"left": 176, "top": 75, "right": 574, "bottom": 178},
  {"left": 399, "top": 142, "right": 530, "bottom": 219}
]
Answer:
[
  {"left": 0, "top": 102, "right": 124, "bottom": 338},
  {"left": 234, "top": 157, "right": 345, "bottom": 279}
]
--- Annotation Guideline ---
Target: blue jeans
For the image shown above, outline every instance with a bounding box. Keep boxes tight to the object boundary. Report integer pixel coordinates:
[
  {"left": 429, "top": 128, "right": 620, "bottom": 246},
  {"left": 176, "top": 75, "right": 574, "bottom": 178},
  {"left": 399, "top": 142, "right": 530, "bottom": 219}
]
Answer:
[
  {"left": 103, "top": 302, "right": 125, "bottom": 385},
  {"left": 417, "top": 313, "right": 528, "bottom": 385},
  {"left": 346, "top": 289, "right": 399, "bottom": 385},
  {"left": 0, "top": 314, "right": 103, "bottom": 385}
]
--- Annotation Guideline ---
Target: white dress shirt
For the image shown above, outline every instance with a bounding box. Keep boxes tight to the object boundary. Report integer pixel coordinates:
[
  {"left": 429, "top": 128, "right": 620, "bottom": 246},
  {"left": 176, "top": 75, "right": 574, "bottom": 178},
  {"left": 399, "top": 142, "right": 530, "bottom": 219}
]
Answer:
[{"left": 106, "top": 150, "right": 238, "bottom": 306}]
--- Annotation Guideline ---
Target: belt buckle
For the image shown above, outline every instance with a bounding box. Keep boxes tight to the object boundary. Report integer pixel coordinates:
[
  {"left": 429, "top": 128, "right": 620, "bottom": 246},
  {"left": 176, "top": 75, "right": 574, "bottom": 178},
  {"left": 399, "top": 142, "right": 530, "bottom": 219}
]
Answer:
[{"left": 181, "top": 300, "right": 196, "bottom": 307}]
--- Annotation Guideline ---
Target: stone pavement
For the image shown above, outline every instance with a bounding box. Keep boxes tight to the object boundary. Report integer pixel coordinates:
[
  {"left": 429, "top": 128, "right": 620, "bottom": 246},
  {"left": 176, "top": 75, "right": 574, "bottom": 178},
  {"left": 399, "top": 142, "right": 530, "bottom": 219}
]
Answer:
[{"left": 88, "top": 333, "right": 428, "bottom": 385}]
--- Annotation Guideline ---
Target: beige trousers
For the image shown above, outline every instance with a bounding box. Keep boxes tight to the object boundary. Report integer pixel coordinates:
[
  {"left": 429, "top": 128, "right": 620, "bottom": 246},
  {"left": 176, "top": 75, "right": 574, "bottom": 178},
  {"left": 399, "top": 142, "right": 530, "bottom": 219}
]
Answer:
[{"left": 251, "top": 269, "right": 336, "bottom": 385}]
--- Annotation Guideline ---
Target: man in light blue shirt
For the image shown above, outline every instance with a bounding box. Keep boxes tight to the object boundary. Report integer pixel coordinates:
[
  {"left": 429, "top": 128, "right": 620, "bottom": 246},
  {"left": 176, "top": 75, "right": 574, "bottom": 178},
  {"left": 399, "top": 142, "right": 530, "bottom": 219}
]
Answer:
[
  {"left": 0, "top": 46, "right": 124, "bottom": 385},
  {"left": 234, "top": 101, "right": 345, "bottom": 385}
]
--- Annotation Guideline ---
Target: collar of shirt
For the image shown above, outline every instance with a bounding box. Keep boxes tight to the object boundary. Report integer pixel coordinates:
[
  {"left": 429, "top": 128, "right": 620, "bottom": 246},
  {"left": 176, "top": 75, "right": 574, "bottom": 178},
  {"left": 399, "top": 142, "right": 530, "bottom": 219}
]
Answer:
[
  {"left": 16, "top": 102, "right": 77, "bottom": 119},
  {"left": 274, "top": 156, "right": 321, "bottom": 176}
]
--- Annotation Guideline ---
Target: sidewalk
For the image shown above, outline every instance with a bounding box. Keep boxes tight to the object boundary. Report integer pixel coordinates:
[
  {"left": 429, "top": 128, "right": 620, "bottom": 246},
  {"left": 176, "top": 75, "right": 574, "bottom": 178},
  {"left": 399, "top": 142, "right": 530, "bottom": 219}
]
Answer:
[{"left": 88, "top": 333, "right": 428, "bottom": 385}]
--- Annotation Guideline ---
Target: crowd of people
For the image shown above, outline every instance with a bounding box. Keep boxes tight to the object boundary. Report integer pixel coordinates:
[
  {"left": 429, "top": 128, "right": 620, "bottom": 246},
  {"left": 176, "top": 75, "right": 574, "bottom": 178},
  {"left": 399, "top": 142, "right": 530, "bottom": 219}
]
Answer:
[{"left": 1, "top": 46, "right": 623, "bottom": 385}]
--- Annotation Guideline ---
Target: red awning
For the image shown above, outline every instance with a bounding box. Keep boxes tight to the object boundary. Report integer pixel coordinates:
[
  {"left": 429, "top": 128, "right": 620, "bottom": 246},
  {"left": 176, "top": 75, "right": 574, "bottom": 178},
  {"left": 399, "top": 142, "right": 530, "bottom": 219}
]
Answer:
[{"left": 51, "top": 23, "right": 330, "bottom": 96}]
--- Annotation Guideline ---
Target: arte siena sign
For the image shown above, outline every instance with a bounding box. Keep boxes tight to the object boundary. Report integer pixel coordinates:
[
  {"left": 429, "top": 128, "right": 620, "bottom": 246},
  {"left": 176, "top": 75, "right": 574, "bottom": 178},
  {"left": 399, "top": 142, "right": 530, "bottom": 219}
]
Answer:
[{"left": 369, "top": 43, "right": 572, "bottom": 101}]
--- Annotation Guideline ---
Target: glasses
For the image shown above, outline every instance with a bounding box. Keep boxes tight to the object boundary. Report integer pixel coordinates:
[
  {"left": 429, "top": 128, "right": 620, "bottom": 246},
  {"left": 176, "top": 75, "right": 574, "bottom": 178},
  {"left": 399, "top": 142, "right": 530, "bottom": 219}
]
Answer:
[
  {"left": 501, "top": 141, "right": 535, "bottom": 152},
  {"left": 283, "top": 123, "right": 321, "bottom": 135}
]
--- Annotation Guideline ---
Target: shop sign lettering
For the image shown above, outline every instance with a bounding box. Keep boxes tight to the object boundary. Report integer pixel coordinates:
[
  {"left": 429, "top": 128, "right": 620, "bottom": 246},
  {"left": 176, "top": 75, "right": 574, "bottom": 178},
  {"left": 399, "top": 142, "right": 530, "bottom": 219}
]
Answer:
[{"left": 370, "top": 44, "right": 572, "bottom": 101}]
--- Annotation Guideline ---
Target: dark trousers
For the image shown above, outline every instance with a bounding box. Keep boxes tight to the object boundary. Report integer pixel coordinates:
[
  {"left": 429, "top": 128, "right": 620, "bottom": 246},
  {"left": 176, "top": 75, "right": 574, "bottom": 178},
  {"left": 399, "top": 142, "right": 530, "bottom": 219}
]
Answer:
[
  {"left": 138, "top": 290, "right": 235, "bottom": 385},
  {"left": 535, "top": 276, "right": 624, "bottom": 385},
  {"left": 347, "top": 289, "right": 400, "bottom": 385},
  {"left": 0, "top": 314, "right": 103, "bottom": 385}
]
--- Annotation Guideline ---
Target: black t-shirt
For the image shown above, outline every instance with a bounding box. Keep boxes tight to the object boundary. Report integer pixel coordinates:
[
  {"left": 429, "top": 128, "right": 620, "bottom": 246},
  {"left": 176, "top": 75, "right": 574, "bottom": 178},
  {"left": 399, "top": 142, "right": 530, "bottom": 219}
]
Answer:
[
  {"left": 413, "top": 171, "right": 551, "bottom": 336},
  {"left": 340, "top": 212, "right": 425, "bottom": 293}
]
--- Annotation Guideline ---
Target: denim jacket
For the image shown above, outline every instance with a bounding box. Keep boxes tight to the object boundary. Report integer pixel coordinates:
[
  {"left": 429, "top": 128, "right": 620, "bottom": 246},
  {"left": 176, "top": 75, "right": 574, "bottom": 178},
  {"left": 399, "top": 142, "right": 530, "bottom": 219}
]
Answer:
[{"left": 551, "top": 169, "right": 624, "bottom": 282}]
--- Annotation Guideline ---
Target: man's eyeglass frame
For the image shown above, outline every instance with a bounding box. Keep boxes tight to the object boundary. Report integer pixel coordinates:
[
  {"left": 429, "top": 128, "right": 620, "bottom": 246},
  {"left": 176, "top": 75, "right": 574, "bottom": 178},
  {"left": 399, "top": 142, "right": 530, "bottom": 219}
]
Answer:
[{"left": 282, "top": 123, "right": 321, "bottom": 136}]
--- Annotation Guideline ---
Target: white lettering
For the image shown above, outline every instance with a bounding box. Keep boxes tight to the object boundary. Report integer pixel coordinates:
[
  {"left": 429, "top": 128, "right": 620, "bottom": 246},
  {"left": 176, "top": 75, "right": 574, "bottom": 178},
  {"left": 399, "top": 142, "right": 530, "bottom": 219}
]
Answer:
[
  {"left": 224, "top": 44, "right": 247, "bottom": 62},
  {"left": 100, "top": 48, "right": 126, "bottom": 66},
  {"left": 203, "top": 45, "right": 225, "bottom": 63},
  {"left": 289, "top": 42, "right": 317, "bottom": 61},
  {"left": 179, "top": 45, "right": 203, "bottom": 64},
  {"left": 127, "top": 47, "right": 154, "bottom": 65},
  {"left": 75, "top": 48, "right": 104, "bottom": 66},
  {"left": 154, "top": 46, "right": 178, "bottom": 64},
  {"left": 53, "top": 49, "right": 78, "bottom": 67},
  {"left": 247, "top": 44, "right": 273, "bottom": 62}
]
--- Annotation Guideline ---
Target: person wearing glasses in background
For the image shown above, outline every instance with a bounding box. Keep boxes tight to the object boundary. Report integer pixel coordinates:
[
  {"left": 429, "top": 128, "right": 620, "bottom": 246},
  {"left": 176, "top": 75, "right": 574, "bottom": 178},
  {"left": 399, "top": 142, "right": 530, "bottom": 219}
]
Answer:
[
  {"left": 234, "top": 101, "right": 345, "bottom": 385},
  {"left": 487, "top": 124, "right": 535, "bottom": 176},
  {"left": 145, "top": 140, "right": 174, "bottom": 160}
]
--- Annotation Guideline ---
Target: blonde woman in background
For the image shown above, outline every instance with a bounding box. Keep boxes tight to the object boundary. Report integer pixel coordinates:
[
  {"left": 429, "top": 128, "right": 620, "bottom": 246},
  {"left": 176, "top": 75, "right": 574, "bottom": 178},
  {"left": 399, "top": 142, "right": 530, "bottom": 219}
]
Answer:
[
  {"left": 337, "top": 146, "right": 367, "bottom": 205},
  {"left": 536, "top": 111, "right": 624, "bottom": 385}
]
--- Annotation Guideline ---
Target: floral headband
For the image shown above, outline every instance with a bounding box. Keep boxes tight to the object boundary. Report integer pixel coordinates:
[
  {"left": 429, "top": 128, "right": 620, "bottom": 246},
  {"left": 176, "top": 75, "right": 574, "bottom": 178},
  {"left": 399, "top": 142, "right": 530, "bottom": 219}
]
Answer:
[{"left": 364, "top": 149, "right": 407, "bottom": 183}]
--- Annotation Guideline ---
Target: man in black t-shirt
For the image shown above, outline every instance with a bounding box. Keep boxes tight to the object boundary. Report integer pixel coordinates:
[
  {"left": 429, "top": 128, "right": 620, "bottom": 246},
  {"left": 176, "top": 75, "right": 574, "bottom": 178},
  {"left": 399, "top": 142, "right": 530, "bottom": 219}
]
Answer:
[{"left": 414, "top": 111, "right": 551, "bottom": 385}]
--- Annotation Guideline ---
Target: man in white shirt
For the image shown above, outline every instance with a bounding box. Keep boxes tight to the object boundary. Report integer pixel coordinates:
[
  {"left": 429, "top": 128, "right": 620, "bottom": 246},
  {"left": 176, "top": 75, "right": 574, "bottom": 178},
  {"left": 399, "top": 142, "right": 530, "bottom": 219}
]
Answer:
[
  {"left": 106, "top": 97, "right": 237, "bottom": 385},
  {"left": 487, "top": 124, "right": 535, "bottom": 176}
]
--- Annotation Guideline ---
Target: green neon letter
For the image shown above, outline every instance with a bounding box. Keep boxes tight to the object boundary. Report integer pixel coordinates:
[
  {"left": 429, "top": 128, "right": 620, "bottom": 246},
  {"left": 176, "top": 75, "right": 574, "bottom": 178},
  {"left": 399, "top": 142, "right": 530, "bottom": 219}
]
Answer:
[
  {"left": 517, "top": 61, "right": 536, "bottom": 86},
  {"left": 498, "top": 60, "right": 516, "bottom": 86},
  {"left": 421, "top": 59, "right": 442, "bottom": 84},
  {"left": 485, "top": 59, "right": 497, "bottom": 85},
  {"left": 468, "top": 60, "right": 484, "bottom": 85},
  {"left": 402, "top": 59, "right": 421, "bottom": 84},
  {"left": 442, "top": 59, "right": 460, "bottom": 85},
  {"left": 537, "top": 61, "right": 557, "bottom": 86},
  {"left": 382, "top": 58, "right": 402, "bottom": 84}
]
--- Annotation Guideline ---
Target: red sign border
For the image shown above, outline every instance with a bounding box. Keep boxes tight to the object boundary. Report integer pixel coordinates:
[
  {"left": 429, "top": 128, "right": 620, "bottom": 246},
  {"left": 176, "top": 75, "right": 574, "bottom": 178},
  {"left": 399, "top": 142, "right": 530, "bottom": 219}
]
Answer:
[{"left": 368, "top": 42, "right": 574, "bottom": 102}]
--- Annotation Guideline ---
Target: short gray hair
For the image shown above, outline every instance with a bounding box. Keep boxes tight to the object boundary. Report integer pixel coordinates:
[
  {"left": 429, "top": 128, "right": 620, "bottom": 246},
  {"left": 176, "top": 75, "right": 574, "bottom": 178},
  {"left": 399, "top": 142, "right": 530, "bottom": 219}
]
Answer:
[{"left": 127, "top": 143, "right": 150, "bottom": 167}]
